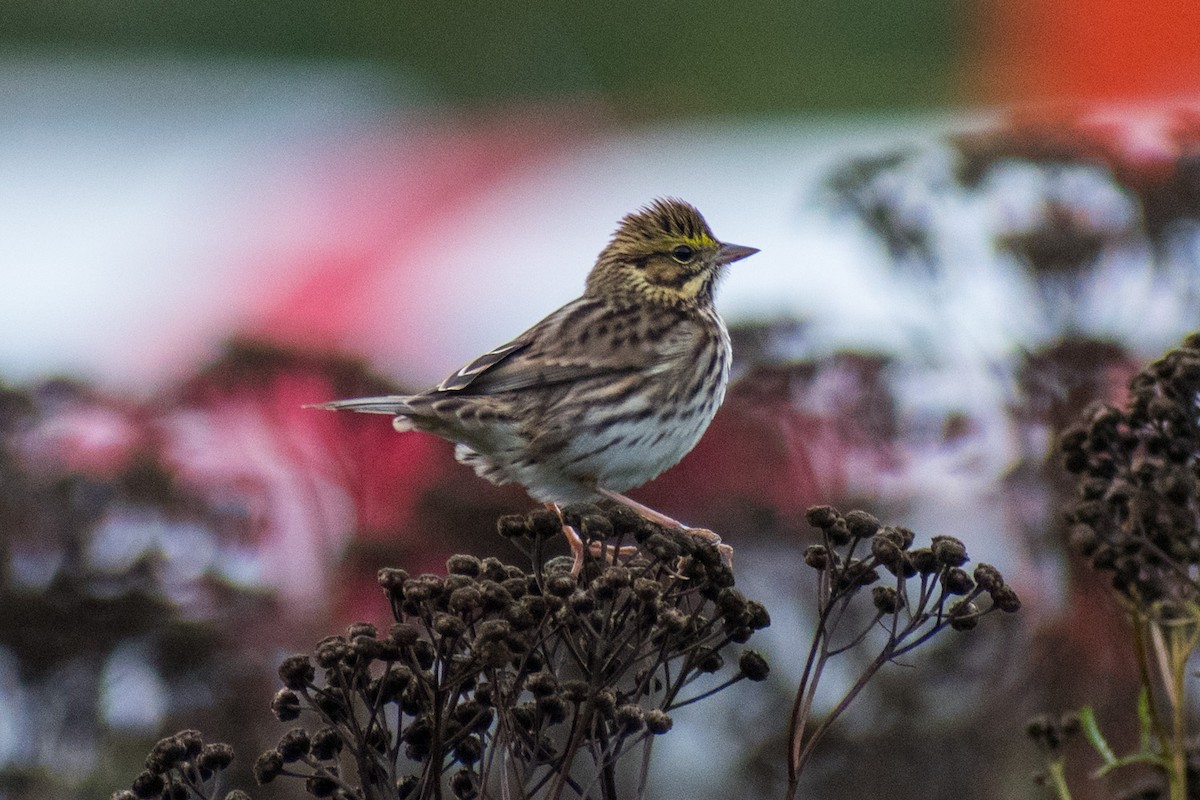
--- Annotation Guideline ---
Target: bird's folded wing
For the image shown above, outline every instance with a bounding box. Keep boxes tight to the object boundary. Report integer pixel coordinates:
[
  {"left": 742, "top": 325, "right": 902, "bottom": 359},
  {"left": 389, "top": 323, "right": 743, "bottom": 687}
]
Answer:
[
  {"left": 436, "top": 340, "right": 530, "bottom": 391},
  {"left": 434, "top": 302, "right": 698, "bottom": 397}
]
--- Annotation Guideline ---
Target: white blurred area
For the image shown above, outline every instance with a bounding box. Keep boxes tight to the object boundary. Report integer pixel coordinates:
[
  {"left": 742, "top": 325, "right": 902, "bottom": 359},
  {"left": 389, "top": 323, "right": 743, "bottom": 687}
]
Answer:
[
  {"left": 0, "top": 53, "right": 416, "bottom": 389},
  {"left": 0, "top": 52, "right": 1003, "bottom": 392},
  {"left": 5, "top": 54, "right": 1192, "bottom": 388}
]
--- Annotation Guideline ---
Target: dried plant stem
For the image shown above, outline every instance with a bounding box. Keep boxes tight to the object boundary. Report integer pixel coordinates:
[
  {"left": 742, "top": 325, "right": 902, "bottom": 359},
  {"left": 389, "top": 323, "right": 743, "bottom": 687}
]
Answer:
[
  {"left": 1159, "top": 616, "right": 1200, "bottom": 800},
  {"left": 786, "top": 571, "right": 835, "bottom": 798}
]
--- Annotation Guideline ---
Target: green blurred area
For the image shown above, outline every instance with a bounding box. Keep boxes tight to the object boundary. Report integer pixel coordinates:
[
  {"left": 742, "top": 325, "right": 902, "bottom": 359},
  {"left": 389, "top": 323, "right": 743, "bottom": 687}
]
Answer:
[{"left": 0, "top": 0, "right": 964, "bottom": 116}]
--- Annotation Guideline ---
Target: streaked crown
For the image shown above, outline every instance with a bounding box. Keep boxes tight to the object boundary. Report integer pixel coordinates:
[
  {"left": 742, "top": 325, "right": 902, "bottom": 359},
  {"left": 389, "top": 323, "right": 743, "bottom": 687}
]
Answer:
[{"left": 585, "top": 198, "right": 757, "bottom": 309}]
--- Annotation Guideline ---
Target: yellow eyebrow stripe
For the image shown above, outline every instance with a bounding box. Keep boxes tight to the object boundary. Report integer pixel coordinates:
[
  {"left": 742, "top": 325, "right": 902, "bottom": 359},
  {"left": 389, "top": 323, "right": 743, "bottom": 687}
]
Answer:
[{"left": 684, "top": 234, "right": 718, "bottom": 248}]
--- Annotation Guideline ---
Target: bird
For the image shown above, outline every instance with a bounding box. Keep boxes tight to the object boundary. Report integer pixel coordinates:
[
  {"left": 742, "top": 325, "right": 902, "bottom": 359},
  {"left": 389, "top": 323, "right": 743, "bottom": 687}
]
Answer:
[{"left": 315, "top": 198, "right": 758, "bottom": 571}]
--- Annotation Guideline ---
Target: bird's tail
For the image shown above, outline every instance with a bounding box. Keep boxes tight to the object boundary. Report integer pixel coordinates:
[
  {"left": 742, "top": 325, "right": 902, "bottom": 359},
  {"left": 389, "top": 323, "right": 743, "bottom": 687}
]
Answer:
[{"left": 307, "top": 395, "right": 415, "bottom": 416}]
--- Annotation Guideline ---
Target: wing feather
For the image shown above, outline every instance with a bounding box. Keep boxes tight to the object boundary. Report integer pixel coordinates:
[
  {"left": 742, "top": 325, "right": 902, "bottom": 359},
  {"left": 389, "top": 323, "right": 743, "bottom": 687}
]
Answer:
[
  {"left": 437, "top": 341, "right": 529, "bottom": 391},
  {"left": 428, "top": 297, "right": 698, "bottom": 398}
]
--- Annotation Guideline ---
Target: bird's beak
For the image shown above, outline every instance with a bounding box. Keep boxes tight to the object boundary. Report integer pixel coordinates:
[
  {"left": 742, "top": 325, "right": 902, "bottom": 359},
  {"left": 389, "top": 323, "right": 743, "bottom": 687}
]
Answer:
[{"left": 716, "top": 242, "right": 760, "bottom": 265}]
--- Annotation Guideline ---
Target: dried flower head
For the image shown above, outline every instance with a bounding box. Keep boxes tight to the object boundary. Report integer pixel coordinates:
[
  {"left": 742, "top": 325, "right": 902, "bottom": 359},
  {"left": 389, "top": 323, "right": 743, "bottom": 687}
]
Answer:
[{"left": 119, "top": 731, "right": 237, "bottom": 799}]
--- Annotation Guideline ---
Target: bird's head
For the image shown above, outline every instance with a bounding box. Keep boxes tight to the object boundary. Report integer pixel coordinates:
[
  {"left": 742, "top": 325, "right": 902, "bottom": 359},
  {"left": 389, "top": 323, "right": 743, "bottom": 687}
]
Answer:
[{"left": 586, "top": 198, "right": 758, "bottom": 309}]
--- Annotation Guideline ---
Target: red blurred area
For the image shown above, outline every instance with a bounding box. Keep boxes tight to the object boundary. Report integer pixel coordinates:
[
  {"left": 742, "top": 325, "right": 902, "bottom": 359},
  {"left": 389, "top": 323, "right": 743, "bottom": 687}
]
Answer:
[
  {"left": 244, "top": 112, "right": 589, "bottom": 359},
  {"left": 977, "top": 1, "right": 1200, "bottom": 104}
]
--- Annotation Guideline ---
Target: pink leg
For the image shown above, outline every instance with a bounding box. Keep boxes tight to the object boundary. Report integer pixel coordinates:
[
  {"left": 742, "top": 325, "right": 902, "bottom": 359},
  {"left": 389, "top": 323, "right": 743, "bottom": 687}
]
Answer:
[
  {"left": 548, "top": 503, "right": 587, "bottom": 575},
  {"left": 596, "top": 489, "right": 734, "bottom": 564},
  {"left": 548, "top": 503, "right": 639, "bottom": 575}
]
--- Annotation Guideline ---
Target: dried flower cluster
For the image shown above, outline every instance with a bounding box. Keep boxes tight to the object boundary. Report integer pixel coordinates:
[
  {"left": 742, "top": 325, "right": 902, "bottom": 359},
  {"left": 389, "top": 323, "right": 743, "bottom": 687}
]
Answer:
[
  {"left": 112, "top": 730, "right": 243, "bottom": 800},
  {"left": 787, "top": 505, "right": 1020, "bottom": 797},
  {"left": 255, "top": 504, "right": 769, "bottom": 800},
  {"left": 801, "top": 505, "right": 1021, "bottom": 636},
  {"left": 1061, "top": 333, "right": 1200, "bottom": 611}
]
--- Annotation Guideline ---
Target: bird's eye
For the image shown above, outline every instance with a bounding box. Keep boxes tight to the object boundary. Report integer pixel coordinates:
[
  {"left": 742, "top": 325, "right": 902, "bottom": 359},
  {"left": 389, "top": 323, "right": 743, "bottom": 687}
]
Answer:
[{"left": 671, "top": 245, "right": 695, "bottom": 263}]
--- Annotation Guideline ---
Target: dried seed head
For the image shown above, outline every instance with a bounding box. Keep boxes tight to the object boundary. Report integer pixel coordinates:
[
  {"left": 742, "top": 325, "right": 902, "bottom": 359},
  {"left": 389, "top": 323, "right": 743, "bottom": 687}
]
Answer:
[
  {"left": 634, "top": 577, "right": 663, "bottom": 601},
  {"left": 806, "top": 505, "right": 840, "bottom": 529},
  {"left": 872, "top": 585, "right": 902, "bottom": 614},
  {"left": 198, "top": 743, "right": 234, "bottom": 771},
  {"left": 580, "top": 514, "right": 615, "bottom": 541},
  {"left": 453, "top": 735, "right": 483, "bottom": 765},
  {"left": 563, "top": 680, "right": 589, "bottom": 703},
  {"left": 311, "top": 727, "right": 344, "bottom": 760},
  {"left": 745, "top": 601, "right": 770, "bottom": 629},
  {"left": 644, "top": 533, "right": 682, "bottom": 561},
  {"left": 447, "top": 554, "right": 482, "bottom": 577},
  {"left": 482, "top": 557, "right": 509, "bottom": 581},
  {"left": 540, "top": 695, "right": 568, "bottom": 724},
  {"left": 973, "top": 563, "right": 1005, "bottom": 591},
  {"left": 645, "top": 708, "right": 674, "bottom": 734},
  {"left": 347, "top": 622, "right": 378, "bottom": 639},
  {"left": 497, "top": 514, "right": 531, "bottom": 539},
  {"left": 594, "top": 689, "right": 617, "bottom": 714},
  {"left": 314, "top": 636, "right": 350, "bottom": 669},
  {"left": 450, "top": 768, "right": 480, "bottom": 799},
  {"left": 390, "top": 622, "right": 421, "bottom": 646},
  {"left": 378, "top": 567, "right": 410, "bottom": 594},
  {"left": 448, "top": 587, "right": 483, "bottom": 614},
  {"left": 253, "top": 750, "right": 284, "bottom": 785},
  {"left": 271, "top": 688, "right": 301, "bottom": 721},
  {"left": 949, "top": 600, "right": 980, "bottom": 631},
  {"left": 991, "top": 584, "right": 1022, "bottom": 613},
  {"left": 844, "top": 510, "right": 881, "bottom": 539},
  {"left": 276, "top": 728, "right": 311, "bottom": 762},
  {"left": 568, "top": 590, "right": 595, "bottom": 614},
  {"left": 804, "top": 544, "right": 831, "bottom": 570},
  {"left": 658, "top": 608, "right": 688, "bottom": 633},
  {"left": 870, "top": 536, "right": 903, "bottom": 566},
  {"left": 528, "top": 509, "right": 564, "bottom": 539},
  {"left": 942, "top": 567, "right": 974, "bottom": 595},
  {"left": 478, "top": 580, "right": 514, "bottom": 612},
  {"left": 738, "top": 650, "right": 770, "bottom": 681},
  {"left": 144, "top": 736, "right": 186, "bottom": 774},
  {"left": 131, "top": 770, "right": 165, "bottom": 798},
  {"left": 910, "top": 548, "right": 939, "bottom": 575},
  {"left": 932, "top": 536, "right": 969, "bottom": 567},
  {"left": 396, "top": 774, "right": 420, "bottom": 798},
  {"left": 526, "top": 672, "right": 559, "bottom": 698},
  {"left": 697, "top": 649, "right": 724, "bottom": 673},
  {"left": 277, "top": 654, "right": 314, "bottom": 690},
  {"left": 827, "top": 520, "right": 853, "bottom": 546},
  {"left": 615, "top": 704, "right": 645, "bottom": 733},
  {"left": 545, "top": 574, "right": 576, "bottom": 598}
]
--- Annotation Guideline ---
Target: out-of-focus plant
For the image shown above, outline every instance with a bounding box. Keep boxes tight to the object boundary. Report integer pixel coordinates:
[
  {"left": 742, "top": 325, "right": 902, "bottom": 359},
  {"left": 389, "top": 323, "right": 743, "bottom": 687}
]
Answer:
[{"left": 1035, "top": 332, "right": 1200, "bottom": 800}]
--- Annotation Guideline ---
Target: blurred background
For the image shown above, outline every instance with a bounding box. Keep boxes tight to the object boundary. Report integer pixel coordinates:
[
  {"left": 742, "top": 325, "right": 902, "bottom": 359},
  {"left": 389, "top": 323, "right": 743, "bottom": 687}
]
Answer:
[{"left": 3, "top": 2, "right": 1200, "bottom": 798}]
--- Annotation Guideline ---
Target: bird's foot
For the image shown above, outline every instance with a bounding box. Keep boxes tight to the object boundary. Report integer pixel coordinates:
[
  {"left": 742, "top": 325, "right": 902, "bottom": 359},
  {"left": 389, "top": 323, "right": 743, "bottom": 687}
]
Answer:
[
  {"left": 549, "top": 503, "right": 639, "bottom": 576},
  {"left": 596, "top": 489, "right": 734, "bottom": 567}
]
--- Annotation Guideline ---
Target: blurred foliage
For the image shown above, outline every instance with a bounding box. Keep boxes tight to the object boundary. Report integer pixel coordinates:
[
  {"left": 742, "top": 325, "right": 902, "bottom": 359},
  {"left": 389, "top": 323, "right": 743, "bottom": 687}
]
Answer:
[{"left": 0, "top": 0, "right": 963, "bottom": 117}]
